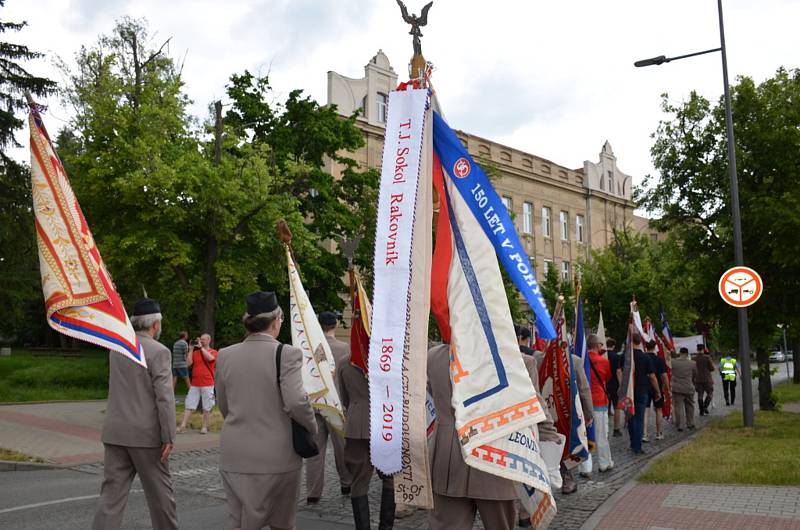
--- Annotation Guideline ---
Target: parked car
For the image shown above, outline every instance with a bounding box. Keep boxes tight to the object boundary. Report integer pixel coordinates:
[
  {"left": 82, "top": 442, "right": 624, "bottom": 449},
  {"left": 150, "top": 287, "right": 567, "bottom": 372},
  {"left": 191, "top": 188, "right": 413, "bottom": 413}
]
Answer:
[{"left": 769, "top": 350, "right": 786, "bottom": 363}]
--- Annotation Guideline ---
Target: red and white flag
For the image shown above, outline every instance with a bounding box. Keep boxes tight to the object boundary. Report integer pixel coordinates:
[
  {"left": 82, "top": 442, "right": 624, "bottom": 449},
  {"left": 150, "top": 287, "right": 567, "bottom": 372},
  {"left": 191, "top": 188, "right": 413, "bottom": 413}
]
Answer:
[{"left": 29, "top": 106, "right": 144, "bottom": 366}]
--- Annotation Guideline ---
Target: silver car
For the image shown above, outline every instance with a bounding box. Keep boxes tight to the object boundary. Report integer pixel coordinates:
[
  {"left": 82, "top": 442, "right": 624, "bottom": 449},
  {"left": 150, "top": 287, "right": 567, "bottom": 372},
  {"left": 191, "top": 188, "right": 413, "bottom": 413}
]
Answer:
[{"left": 769, "top": 351, "right": 786, "bottom": 363}]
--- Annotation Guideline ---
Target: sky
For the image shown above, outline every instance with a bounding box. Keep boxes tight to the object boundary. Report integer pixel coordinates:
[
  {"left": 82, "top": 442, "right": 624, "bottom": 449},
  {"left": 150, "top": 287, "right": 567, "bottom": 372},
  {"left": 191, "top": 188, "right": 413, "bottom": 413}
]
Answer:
[{"left": 5, "top": 0, "right": 800, "bottom": 189}]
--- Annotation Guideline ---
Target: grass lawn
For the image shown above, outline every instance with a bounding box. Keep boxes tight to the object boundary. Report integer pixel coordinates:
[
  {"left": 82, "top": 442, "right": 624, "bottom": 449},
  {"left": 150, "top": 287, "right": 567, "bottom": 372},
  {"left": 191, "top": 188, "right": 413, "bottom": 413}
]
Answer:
[
  {"left": 641, "top": 381, "right": 800, "bottom": 486},
  {"left": 176, "top": 404, "right": 224, "bottom": 432},
  {"left": 0, "top": 348, "right": 109, "bottom": 402},
  {"left": 0, "top": 447, "right": 45, "bottom": 463}
]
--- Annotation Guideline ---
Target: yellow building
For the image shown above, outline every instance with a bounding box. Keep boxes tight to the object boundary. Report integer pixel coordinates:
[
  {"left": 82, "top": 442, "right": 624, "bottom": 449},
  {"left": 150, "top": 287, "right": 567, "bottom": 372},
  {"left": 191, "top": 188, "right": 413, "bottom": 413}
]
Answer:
[{"left": 327, "top": 51, "right": 659, "bottom": 282}]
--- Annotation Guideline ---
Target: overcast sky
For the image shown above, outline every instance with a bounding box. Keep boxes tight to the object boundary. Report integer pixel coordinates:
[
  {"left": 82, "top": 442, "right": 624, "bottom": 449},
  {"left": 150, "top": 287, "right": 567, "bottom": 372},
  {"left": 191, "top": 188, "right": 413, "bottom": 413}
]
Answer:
[{"left": 6, "top": 0, "right": 800, "bottom": 187}]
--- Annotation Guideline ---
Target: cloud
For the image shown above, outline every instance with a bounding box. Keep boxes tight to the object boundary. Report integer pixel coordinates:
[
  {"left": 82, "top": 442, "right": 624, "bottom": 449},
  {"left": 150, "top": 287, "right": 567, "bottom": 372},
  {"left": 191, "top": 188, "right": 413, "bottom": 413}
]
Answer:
[{"left": 64, "top": 0, "right": 131, "bottom": 31}]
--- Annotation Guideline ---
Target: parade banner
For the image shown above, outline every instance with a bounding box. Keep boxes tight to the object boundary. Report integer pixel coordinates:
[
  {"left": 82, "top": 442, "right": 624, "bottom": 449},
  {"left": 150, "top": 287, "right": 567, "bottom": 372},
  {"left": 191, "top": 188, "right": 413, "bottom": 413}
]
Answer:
[
  {"left": 574, "top": 295, "right": 595, "bottom": 450},
  {"left": 432, "top": 112, "right": 556, "bottom": 340},
  {"left": 349, "top": 273, "right": 371, "bottom": 374},
  {"left": 617, "top": 302, "right": 638, "bottom": 417},
  {"left": 369, "top": 88, "right": 429, "bottom": 475},
  {"left": 433, "top": 144, "right": 555, "bottom": 528},
  {"left": 660, "top": 307, "right": 675, "bottom": 352},
  {"left": 29, "top": 107, "right": 144, "bottom": 367},
  {"left": 393, "top": 94, "right": 433, "bottom": 508},
  {"left": 286, "top": 245, "right": 345, "bottom": 433},
  {"left": 597, "top": 310, "right": 607, "bottom": 348}
]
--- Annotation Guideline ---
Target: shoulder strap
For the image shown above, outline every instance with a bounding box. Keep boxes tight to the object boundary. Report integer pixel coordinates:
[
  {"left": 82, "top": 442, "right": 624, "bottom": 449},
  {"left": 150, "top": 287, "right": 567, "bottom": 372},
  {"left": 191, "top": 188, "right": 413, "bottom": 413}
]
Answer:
[
  {"left": 275, "top": 343, "right": 284, "bottom": 386},
  {"left": 589, "top": 356, "right": 607, "bottom": 394}
]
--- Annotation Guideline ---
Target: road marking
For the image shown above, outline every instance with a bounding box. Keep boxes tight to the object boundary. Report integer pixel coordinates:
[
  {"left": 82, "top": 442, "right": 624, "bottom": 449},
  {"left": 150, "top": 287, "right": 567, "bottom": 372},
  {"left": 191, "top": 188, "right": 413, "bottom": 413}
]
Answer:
[{"left": 0, "top": 489, "right": 142, "bottom": 515}]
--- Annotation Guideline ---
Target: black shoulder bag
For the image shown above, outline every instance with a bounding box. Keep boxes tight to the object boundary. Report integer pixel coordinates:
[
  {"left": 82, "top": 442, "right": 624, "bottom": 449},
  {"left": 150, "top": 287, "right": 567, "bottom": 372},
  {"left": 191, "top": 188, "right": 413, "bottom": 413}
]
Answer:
[
  {"left": 589, "top": 357, "right": 611, "bottom": 404},
  {"left": 276, "top": 343, "right": 319, "bottom": 458}
]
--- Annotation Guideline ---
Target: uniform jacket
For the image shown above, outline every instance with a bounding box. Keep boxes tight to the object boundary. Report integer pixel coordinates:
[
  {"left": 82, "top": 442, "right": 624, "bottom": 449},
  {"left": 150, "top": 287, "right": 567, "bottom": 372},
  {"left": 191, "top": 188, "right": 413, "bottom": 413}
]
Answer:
[
  {"left": 521, "top": 354, "right": 561, "bottom": 443},
  {"left": 326, "top": 335, "right": 349, "bottom": 398},
  {"left": 533, "top": 351, "right": 593, "bottom": 425},
  {"left": 694, "top": 353, "right": 715, "bottom": 386},
  {"left": 671, "top": 357, "right": 698, "bottom": 395},
  {"left": 215, "top": 334, "right": 316, "bottom": 474},
  {"left": 102, "top": 331, "right": 176, "bottom": 448},
  {"left": 336, "top": 355, "right": 370, "bottom": 439},
  {"left": 427, "top": 343, "right": 517, "bottom": 500}
]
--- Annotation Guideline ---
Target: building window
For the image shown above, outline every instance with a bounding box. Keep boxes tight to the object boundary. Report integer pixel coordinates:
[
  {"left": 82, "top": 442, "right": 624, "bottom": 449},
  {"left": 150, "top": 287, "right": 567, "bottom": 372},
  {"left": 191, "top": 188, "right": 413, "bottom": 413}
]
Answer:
[
  {"left": 522, "top": 202, "right": 532, "bottom": 234},
  {"left": 542, "top": 206, "right": 551, "bottom": 238},
  {"left": 576, "top": 214, "right": 585, "bottom": 243},
  {"left": 650, "top": 233, "right": 658, "bottom": 242},
  {"left": 377, "top": 92, "right": 388, "bottom": 123},
  {"left": 607, "top": 170, "right": 614, "bottom": 195},
  {"left": 544, "top": 259, "right": 553, "bottom": 274},
  {"left": 361, "top": 95, "right": 367, "bottom": 117},
  {"left": 501, "top": 196, "right": 512, "bottom": 212},
  {"left": 561, "top": 261, "right": 570, "bottom": 281},
  {"left": 560, "top": 211, "right": 569, "bottom": 241}
]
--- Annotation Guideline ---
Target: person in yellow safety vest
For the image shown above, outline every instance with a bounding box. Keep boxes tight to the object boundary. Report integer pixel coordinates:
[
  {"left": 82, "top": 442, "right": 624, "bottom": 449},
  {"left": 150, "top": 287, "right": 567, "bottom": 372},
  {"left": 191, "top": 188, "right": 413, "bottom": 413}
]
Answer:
[{"left": 720, "top": 352, "right": 740, "bottom": 406}]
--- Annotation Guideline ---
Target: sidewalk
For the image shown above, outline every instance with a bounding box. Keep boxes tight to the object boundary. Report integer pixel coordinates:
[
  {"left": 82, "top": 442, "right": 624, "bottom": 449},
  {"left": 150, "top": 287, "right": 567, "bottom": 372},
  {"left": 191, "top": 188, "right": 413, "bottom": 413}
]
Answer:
[{"left": 0, "top": 401, "right": 218, "bottom": 465}]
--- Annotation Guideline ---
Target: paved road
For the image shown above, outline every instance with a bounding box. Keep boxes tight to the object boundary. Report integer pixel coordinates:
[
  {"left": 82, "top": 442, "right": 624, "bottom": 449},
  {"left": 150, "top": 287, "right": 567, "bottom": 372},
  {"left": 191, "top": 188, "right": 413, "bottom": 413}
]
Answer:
[{"left": 0, "top": 368, "right": 791, "bottom": 529}]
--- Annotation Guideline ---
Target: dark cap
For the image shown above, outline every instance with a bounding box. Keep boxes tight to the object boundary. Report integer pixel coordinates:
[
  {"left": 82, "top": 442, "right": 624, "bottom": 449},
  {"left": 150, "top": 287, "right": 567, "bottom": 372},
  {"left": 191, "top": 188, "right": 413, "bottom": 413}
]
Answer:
[
  {"left": 246, "top": 291, "right": 278, "bottom": 316},
  {"left": 679, "top": 347, "right": 689, "bottom": 354},
  {"left": 318, "top": 311, "right": 337, "bottom": 327},
  {"left": 133, "top": 297, "right": 161, "bottom": 316},
  {"left": 514, "top": 325, "right": 531, "bottom": 340}
]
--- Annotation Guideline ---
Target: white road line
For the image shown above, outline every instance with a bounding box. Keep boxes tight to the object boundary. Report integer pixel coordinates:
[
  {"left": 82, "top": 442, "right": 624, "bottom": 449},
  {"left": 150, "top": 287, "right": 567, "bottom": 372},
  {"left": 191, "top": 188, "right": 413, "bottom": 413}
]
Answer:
[{"left": 0, "top": 489, "right": 142, "bottom": 515}]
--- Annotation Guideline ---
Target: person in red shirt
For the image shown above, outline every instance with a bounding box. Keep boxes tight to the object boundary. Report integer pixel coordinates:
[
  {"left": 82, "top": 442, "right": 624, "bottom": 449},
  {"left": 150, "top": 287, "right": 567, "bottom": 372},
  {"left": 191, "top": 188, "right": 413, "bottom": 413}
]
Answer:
[
  {"left": 586, "top": 334, "right": 614, "bottom": 472},
  {"left": 178, "top": 333, "right": 218, "bottom": 434}
]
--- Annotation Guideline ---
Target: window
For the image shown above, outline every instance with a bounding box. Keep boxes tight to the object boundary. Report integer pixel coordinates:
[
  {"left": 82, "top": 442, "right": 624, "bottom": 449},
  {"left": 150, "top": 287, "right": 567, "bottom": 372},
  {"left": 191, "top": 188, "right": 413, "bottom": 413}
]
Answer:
[
  {"left": 377, "top": 93, "right": 388, "bottom": 123},
  {"left": 561, "top": 261, "right": 570, "bottom": 281},
  {"left": 576, "top": 214, "right": 585, "bottom": 243},
  {"left": 522, "top": 202, "right": 532, "bottom": 234},
  {"left": 542, "top": 207, "right": 551, "bottom": 238},
  {"left": 560, "top": 211, "right": 569, "bottom": 241},
  {"left": 650, "top": 233, "right": 658, "bottom": 242},
  {"left": 607, "top": 170, "right": 614, "bottom": 195},
  {"left": 544, "top": 259, "right": 553, "bottom": 274},
  {"left": 501, "top": 196, "right": 512, "bottom": 212},
  {"left": 361, "top": 95, "right": 367, "bottom": 117}
]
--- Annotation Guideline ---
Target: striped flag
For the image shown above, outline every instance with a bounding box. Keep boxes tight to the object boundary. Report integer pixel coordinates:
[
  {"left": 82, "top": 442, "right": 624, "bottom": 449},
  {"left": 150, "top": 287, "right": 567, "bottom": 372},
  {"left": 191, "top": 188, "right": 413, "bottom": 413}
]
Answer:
[
  {"left": 29, "top": 105, "right": 144, "bottom": 366},
  {"left": 349, "top": 272, "right": 371, "bottom": 374},
  {"left": 574, "top": 294, "right": 594, "bottom": 449}
]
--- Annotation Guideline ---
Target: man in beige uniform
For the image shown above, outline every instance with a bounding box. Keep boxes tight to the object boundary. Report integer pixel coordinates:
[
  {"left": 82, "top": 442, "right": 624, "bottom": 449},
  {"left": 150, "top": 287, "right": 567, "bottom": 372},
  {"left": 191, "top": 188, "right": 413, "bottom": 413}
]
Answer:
[
  {"left": 92, "top": 298, "right": 177, "bottom": 530},
  {"left": 671, "top": 347, "right": 698, "bottom": 431},
  {"left": 305, "top": 311, "right": 352, "bottom": 503},
  {"left": 428, "top": 342, "right": 519, "bottom": 530},
  {"left": 337, "top": 349, "right": 395, "bottom": 530}
]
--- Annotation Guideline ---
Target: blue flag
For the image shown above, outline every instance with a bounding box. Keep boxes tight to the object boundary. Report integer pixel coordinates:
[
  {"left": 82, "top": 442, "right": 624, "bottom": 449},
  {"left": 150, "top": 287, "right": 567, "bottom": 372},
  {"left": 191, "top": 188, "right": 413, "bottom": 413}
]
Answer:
[
  {"left": 575, "top": 296, "right": 595, "bottom": 447},
  {"left": 432, "top": 111, "right": 556, "bottom": 339}
]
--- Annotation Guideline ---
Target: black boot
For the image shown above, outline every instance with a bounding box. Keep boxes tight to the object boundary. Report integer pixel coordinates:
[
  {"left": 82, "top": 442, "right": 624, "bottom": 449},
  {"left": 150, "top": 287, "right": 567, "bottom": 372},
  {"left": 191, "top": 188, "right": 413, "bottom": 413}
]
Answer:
[
  {"left": 704, "top": 396, "right": 713, "bottom": 414},
  {"left": 351, "top": 495, "right": 371, "bottom": 530},
  {"left": 378, "top": 486, "right": 396, "bottom": 530}
]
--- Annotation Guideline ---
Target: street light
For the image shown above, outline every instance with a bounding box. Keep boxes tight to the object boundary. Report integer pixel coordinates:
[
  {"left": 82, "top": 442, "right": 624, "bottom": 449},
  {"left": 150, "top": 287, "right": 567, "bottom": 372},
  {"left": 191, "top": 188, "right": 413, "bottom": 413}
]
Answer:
[
  {"left": 777, "top": 324, "right": 790, "bottom": 379},
  {"left": 634, "top": 0, "right": 755, "bottom": 427}
]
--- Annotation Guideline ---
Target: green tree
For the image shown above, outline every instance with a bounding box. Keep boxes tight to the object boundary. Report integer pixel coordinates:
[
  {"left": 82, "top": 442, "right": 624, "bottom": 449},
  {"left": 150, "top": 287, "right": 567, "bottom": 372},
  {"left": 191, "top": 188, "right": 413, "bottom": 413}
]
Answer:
[
  {"left": 640, "top": 68, "right": 800, "bottom": 401},
  {"left": 0, "top": 2, "right": 56, "bottom": 344}
]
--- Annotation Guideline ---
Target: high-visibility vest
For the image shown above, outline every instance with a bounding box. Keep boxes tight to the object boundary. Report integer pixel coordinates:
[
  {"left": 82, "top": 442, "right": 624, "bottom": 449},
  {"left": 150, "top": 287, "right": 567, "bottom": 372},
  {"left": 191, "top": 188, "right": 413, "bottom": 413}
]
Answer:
[{"left": 721, "top": 357, "right": 737, "bottom": 381}]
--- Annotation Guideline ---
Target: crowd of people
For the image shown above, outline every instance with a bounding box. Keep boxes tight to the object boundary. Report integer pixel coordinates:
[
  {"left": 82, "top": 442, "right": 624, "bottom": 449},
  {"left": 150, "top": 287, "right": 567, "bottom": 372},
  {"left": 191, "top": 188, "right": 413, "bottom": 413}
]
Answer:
[{"left": 89, "top": 293, "right": 738, "bottom": 530}]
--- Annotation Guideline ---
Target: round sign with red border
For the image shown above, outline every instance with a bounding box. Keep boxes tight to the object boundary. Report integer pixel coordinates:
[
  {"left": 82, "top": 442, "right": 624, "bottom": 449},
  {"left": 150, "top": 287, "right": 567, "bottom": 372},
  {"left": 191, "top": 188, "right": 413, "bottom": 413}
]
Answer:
[{"left": 718, "top": 266, "right": 763, "bottom": 307}]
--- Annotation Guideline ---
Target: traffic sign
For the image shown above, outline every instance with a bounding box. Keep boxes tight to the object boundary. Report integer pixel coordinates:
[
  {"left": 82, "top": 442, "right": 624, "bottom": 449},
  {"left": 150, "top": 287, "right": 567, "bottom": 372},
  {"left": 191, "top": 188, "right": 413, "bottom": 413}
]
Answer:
[{"left": 719, "top": 267, "right": 763, "bottom": 307}]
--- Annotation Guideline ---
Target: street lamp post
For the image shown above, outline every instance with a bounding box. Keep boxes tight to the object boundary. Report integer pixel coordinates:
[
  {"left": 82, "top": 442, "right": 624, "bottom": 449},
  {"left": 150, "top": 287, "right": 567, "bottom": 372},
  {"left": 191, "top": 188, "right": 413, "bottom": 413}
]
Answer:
[
  {"left": 634, "top": 0, "right": 754, "bottom": 427},
  {"left": 778, "top": 324, "right": 790, "bottom": 379}
]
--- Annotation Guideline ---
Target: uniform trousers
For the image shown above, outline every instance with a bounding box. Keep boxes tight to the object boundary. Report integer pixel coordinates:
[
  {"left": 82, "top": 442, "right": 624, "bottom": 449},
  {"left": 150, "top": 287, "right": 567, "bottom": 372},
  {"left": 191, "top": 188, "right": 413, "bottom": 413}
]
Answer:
[
  {"left": 696, "top": 382, "right": 714, "bottom": 411},
  {"left": 306, "top": 413, "right": 351, "bottom": 497},
  {"left": 628, "top": 393, "right": 649, "bottom": 452},
  {"left": 722, "top": 379, "right": 737, "bottom": 405},
  {"left": 672, "top": 392, "right": 695, "bottom": 429},
  {"left": 221, "top": 469, "right": 300, "bottom": 530},
  {"left": 429, "top": 493, "right": 516, "bottom": 530},
  {"left": 344, "top": 437, "right": 392, "bottom": 497},
  {"left": 92, "top": 443, "right": 177, "bottom": 530},
  {"left": 579, "top": 406, "right": 613, "bottom": 473}
]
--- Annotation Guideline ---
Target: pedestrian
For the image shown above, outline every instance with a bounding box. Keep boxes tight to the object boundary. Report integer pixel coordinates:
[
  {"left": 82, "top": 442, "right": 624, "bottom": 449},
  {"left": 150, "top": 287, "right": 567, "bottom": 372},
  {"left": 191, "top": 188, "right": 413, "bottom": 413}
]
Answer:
[
  {"left": 338, "top": 334, "right": 395, "bottom": 530},
  {"left": 215, "top": 291, "right": 317, "bottom": 530},
  {"left": 428, "top": 343, "right": 517, "bottom": 530},
  {"left": 305, "top": 311, "right": 352, "bottom": 504},
  {"left": 515, "top": 325, "right": 536, "bottom": 356},
  {"left": 694, "top": 344, "right": 715, "bottom": 415},
  {"left": 605, "top": 338, "right": 623, "bottom": 437},
  {"left": 579, "top": 334, "right": 614, "bottom": 475},
  {"left": 171, "top": 331, "right": 191, "bottom": 390},
  {"left": 178, "top": 333, "right": 218, "bottom": 434},
  {"left": 720, "top": 350, "right": 740, "bottom": 406},
  {"left": 92, "top": 298, "right": 177, "bottom": 530},
  {"left": 620, "top": 333, "right": 661, "bottom": 454},
  {"left": 643, "top": 339, "right": 670, "bottom": 442},
  {"left": 671, "top": 347, "right": 697, "bottom": 431}
]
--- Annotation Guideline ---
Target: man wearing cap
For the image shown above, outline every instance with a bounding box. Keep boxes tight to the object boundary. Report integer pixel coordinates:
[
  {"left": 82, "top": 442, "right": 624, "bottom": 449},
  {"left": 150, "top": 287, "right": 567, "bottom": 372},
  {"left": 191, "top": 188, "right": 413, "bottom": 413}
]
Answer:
[
  {"left": 215, "top": 291, "right": 316, "bottom": 530},
  {"left": 580, "top": 334, "right": 614, "bottom": 475},
  {"left": 92, "top": 298, "right": 177, "bottom": 530},
  {"left": 671, "top": 347, "right": 697, "bottom": 431},
  {"left": 305, "top": 311, "right": 352, "bottom": 504}
]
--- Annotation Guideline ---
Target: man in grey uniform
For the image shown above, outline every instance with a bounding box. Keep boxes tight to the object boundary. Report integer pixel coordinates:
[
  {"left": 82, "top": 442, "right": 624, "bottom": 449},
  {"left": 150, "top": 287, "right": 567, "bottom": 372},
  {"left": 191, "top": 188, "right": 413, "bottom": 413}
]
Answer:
[
  {"left": 305, "top": 311, "right": 352, "bottom": 502},
  {"left": 337, "top": 347, "right": 395, "bottom": 530},
  {"left": 671, "top": 347, "right": 698, "bottom": 431},
  {"left": 92, "top": 298, "right": 177, "bottom": 530}
]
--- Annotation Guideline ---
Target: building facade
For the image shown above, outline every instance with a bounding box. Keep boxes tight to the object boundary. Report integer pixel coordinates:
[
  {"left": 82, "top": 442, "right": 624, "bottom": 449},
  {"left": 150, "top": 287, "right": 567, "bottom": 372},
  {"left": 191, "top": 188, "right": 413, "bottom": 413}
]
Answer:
[{"left": 327, "top": 51, "right": 659, "bottom": 282}]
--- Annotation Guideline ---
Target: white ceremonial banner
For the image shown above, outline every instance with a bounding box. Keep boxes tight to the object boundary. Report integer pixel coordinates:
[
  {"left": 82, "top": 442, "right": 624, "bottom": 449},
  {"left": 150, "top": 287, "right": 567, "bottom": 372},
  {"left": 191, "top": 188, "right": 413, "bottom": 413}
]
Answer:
[
  {"left": 287, "top": 246, "right": 345, "bottom": 433},
  {"left": 674, "top": 335, "right": 705, "bottom": 356},
  {"left": 443, "top": 168, "right": 556, "bottom": 528},
  {"left": 369, "top": 88, "right": 429, "bottom": 474}
]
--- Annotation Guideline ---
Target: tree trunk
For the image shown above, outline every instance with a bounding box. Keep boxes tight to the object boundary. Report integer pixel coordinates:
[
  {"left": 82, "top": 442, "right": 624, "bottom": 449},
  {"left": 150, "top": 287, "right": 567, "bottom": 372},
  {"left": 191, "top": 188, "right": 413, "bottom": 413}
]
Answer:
[
  {"left": 199, "top": 234, "right": 218, "bottom": 340},
  {"left": 756, "top": 347, "right": 774, "bottom": 410},
  {"left": 793, "top": 336, "right": 799, "bottom": 384}
]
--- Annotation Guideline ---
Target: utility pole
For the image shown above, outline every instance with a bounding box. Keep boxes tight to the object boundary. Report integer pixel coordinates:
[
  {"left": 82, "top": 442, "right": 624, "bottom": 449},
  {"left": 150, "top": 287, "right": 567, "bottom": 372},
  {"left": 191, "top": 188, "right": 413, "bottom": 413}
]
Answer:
[{"left": 213, "top": 100, "right": 223, "bottom": 167}]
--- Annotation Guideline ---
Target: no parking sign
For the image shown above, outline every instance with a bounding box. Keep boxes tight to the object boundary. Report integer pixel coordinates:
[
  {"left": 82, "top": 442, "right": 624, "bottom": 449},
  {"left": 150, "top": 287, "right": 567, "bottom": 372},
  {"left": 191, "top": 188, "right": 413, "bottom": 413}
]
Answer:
[{"left": 719, "top": 267, "right": 763, "bottom": 307}]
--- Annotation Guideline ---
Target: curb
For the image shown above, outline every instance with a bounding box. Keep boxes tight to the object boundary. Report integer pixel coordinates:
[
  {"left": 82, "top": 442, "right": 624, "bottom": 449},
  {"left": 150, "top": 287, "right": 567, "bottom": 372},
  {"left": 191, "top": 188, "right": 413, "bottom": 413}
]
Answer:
[
  {"left": 0, "top": 460, "right": 59, "bottom": 472},
  {"left": 0, "top": 399, "right": 107, "bottom": 406}
]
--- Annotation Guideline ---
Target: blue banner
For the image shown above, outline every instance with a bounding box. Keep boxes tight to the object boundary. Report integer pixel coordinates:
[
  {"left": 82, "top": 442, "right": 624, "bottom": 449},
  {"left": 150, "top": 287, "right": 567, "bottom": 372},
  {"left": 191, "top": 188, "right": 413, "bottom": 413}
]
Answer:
[
  {"left": 432, "top": 111, "right": 556, "bottom": 339},
  {"left": 575, "top": 296, "right": 595, "bottom": 446}
]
